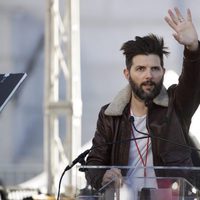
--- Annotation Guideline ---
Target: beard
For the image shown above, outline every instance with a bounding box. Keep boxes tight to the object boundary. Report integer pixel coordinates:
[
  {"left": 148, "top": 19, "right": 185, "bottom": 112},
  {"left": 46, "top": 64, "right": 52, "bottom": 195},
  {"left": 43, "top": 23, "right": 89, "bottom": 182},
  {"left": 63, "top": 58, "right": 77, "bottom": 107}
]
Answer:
[{"left": 129, "top": 76, "right": 163, "bottom": 104}]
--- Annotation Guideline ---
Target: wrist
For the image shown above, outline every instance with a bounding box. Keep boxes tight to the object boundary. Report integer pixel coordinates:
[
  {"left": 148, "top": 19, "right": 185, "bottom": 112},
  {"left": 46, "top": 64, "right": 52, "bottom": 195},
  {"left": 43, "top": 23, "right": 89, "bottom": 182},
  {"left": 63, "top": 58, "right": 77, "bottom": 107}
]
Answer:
[
  {"left": 186, "top": 40, "right": 199, "bottom": 51},
  {"left": 184, "top": 41, "right": 200, "bottom": 60}
]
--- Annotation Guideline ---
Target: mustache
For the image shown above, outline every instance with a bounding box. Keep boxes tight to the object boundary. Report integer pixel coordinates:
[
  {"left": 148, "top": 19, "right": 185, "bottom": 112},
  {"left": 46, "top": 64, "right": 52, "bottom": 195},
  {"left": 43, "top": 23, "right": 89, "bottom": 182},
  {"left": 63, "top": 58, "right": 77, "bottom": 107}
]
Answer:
[{"left": 141, "top": 80, "right": 156, "bottom": 86}]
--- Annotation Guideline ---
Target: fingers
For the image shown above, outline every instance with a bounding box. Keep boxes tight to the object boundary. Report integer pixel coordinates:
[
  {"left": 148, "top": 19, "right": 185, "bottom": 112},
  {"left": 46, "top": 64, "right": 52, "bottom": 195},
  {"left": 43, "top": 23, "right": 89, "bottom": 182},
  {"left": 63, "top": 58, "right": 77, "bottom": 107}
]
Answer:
[
  {"left": 164, "top": 7, "right": 187, "bottom": 32},
  {"left": 187, "top": 8, "right": 192, "bottom": 22},
  {"left": 164, "top": 16, "right": 177, "bottom": 32},
  {"left": 168, "top": 8, "right": 179, "bottom": 25},
  {"left": 166, "top": 8, "right": 185, "bottom": 23},
  {"left": 165, "top": 7, "right": 192, "bottom": 24},
  {"left": 102, "top": 168, "right": 122, "bottom": 187},
  {"left": 164, "top": 9, "right": 180, "bottom": 32},
  {"left": 174, "top": 7, "right": 185, "bottom": 22},
  {"left": 165, "top": 7, "right": 198, "bottom": 48}
]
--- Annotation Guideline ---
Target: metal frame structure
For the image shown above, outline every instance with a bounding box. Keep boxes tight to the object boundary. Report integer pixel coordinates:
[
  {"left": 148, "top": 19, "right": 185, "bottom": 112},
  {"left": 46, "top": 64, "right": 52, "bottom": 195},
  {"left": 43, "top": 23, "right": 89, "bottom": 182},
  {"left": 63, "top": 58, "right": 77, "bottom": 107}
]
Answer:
[{"left": 44, "top": 0, "right": 82, "bottom": 194}]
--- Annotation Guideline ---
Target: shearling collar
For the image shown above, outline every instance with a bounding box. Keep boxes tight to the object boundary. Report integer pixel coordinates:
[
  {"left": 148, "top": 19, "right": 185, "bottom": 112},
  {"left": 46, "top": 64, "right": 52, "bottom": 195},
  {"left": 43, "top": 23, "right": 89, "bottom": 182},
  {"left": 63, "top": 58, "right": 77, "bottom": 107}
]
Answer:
[{"left": 104, "top": 84, "right": 169, "bottom": 116}]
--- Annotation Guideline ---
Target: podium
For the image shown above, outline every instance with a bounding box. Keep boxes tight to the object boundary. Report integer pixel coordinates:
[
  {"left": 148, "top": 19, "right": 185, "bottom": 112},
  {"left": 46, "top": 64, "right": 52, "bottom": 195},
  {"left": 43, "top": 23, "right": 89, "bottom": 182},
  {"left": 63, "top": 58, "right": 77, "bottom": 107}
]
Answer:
[{"left": 75, "top": 166, "right": 200, "bottom": 199}]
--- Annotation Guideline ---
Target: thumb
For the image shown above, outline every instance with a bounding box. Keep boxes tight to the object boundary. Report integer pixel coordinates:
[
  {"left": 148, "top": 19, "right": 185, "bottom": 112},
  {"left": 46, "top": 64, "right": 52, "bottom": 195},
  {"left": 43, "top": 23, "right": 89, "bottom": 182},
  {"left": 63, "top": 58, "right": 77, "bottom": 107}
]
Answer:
[{"left": 173, "top": 33, "right": 180, "bottom": 42}]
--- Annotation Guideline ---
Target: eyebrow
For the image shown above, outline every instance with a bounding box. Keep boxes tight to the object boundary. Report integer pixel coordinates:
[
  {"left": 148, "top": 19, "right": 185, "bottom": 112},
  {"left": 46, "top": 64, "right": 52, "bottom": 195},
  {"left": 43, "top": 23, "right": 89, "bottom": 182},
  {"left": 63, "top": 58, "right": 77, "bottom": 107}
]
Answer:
[{"left": 135, "top": 65, "right": 161, "bottom": 68}]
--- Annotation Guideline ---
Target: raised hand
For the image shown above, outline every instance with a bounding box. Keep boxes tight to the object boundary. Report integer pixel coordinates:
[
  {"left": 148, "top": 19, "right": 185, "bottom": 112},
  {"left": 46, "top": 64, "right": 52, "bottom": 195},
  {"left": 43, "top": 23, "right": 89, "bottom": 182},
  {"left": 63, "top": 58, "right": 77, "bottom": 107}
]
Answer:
[{"left": 165, "top": 7, "right": 198, "bottom": 51}]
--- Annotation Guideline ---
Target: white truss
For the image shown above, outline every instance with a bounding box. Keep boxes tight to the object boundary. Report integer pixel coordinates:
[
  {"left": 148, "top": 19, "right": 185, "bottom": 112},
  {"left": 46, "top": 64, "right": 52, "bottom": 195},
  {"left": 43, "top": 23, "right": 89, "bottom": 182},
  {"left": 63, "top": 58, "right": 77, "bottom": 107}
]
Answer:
[{"left": 44, "top": 0, "right": 82, "bottom": 194}]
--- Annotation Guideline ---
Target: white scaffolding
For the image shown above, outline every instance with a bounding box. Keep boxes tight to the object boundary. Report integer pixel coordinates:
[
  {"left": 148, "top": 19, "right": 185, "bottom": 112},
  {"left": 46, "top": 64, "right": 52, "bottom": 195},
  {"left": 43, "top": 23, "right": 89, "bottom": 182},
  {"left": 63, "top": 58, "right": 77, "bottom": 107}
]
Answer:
[{"left": 44, "top": 0, "right": 82, "bottom": 194}]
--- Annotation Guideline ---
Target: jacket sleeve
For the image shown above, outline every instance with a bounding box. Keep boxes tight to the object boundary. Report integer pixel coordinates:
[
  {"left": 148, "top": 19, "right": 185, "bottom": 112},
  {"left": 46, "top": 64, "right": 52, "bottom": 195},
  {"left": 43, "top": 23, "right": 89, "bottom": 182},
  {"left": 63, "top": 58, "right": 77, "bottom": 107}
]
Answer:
[
  {"left": 85, "top": 104, "right": 113, "bottom": 189},
  {"left": 173, "top": 42, "right": 200, "bottom": 121}
]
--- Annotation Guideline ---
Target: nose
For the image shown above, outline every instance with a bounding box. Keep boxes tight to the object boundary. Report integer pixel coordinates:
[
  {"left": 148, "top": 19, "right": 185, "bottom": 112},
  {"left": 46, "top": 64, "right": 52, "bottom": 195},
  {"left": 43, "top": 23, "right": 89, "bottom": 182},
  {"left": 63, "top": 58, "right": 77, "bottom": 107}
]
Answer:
[{"left": 145, "top": 69, "right": 153, "bottom": 80}]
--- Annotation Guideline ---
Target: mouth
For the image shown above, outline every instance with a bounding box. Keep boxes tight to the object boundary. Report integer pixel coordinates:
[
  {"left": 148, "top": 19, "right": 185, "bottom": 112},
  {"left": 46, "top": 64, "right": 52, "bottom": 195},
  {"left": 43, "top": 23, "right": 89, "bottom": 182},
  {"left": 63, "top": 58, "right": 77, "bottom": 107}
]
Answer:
[
  {"left": 143, "top": 85, "right": 154, "bottom": 92},
  {"left": 142, "top": 82, "right": 155, "bottom": 92}
]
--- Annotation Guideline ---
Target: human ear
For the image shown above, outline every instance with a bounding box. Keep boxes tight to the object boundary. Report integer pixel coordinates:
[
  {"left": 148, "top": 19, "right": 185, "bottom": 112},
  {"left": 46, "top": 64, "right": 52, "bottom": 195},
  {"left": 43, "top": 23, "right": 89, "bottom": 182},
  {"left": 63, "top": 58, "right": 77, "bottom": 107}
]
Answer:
[
  {"left": 163, "top": 67, "right": 166, "bottom": 74},
  {"left": 123, "top": 68, "right": 130, "bottom": 80}
]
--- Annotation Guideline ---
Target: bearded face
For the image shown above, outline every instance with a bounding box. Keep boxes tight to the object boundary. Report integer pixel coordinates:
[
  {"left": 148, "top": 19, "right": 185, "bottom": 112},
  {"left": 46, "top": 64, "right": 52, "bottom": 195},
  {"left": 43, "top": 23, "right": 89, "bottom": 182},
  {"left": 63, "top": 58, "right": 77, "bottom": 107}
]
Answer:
[
  {"left": 129, "top": 75, "right": 164, "bottom": 102},
  {"left": 124, "top": 54, "right": 165, "bottom": 104}
]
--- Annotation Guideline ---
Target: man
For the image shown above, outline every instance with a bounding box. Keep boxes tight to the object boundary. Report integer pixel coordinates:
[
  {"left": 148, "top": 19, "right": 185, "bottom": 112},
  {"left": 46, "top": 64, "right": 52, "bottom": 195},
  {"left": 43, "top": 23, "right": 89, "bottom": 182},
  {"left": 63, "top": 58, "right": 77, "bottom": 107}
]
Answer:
[{"left": 86, "top": 7, "right": 200, "bottom": 190}]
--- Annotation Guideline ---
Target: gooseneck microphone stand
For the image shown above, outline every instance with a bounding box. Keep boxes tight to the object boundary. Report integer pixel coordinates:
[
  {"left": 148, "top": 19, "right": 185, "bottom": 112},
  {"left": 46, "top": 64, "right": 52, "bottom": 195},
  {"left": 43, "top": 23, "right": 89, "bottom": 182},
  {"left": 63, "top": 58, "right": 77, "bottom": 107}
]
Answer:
[
  {"left": 57, "top": 149, "right": 91, "bottom": 200},
  {"left": 56, "top": 136, "right": 149, "bottom": 200},
  {"left": 57, "top": 116, "right": 200, "bottom": 200}
]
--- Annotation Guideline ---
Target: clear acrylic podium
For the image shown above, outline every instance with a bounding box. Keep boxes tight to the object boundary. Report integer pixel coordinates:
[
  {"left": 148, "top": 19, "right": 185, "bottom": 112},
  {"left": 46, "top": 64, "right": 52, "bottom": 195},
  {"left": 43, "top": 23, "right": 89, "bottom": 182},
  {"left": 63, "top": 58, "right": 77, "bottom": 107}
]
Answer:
[{"left": 75, "top": 166, "right": 200, "bottom": 200}]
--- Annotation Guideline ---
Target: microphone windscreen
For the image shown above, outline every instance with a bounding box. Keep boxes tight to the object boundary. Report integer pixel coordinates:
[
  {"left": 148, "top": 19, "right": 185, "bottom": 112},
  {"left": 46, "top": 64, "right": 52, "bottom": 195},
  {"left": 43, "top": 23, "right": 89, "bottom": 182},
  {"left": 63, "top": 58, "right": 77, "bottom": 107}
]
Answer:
[{"left": 129, "top": 115, "right": 135, "bottom": 122}]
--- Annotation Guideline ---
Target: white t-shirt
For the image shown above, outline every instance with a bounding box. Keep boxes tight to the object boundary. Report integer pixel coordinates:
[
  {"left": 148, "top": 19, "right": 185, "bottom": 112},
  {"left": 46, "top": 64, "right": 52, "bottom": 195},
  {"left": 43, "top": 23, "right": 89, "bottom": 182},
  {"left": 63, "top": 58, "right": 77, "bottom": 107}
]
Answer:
[
  {"left": 128, "top": 113, "right": 154, "bottom": 169},
  {"left": 123, "top": 112, "right": 157, "bottom": 198}
]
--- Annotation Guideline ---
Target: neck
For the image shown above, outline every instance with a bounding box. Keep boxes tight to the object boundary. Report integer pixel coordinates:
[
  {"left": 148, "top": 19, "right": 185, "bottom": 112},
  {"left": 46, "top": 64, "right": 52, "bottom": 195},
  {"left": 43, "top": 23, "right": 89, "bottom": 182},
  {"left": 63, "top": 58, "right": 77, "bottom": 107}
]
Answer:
[{"left": 130, "top": 93, "right": 147, "bottom": 117}]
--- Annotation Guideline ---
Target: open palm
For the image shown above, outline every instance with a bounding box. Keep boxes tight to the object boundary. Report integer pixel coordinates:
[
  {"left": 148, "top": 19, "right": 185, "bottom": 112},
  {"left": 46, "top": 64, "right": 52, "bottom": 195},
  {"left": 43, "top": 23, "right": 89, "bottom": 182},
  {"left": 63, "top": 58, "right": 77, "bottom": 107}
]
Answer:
[{"left": 165, "top": 7, "right": 198, "bottom": 51}]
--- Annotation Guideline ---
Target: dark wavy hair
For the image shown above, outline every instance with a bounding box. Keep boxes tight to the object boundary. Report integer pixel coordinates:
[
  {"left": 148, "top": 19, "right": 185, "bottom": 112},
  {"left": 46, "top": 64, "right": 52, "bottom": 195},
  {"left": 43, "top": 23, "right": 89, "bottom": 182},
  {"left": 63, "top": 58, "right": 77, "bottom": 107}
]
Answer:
[{"left": 120, "top": 34, "right": 170, "bottom": 70}]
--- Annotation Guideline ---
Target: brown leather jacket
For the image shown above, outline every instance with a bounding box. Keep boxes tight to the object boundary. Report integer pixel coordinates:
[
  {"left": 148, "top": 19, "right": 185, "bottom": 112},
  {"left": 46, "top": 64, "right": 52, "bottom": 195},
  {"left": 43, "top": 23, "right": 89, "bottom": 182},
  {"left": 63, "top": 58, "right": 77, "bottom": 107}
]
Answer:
[{"left": 86, "top": 44, "right": 200, "bottom": 189}]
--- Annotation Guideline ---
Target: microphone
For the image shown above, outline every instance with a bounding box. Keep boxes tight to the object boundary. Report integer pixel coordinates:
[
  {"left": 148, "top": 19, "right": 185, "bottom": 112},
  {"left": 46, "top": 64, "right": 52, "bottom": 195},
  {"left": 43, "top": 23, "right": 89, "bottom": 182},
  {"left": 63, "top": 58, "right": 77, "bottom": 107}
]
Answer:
[
  {"left": 129, "top": 116, "right": 149, "bottom": 136},
  {"left": 64, "top": 133, "right": 150, "bottom": 173},
  {"left": 57, "top": 116, "right": 200, "bottom": 200},
  {"left": 64, "top": 149, "right": 91, "bottom": 171},
  {"left": 57, "top": 133, "right": 149, "bottom": 200}
]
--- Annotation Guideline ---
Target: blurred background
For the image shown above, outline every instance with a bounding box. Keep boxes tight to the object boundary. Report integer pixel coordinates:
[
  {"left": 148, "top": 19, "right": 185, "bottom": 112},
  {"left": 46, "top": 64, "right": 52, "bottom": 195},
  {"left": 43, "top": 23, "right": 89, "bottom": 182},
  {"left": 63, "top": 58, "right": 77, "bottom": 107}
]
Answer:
[{"left": 0, "top": 0, "right": 199, "bottom": 199}]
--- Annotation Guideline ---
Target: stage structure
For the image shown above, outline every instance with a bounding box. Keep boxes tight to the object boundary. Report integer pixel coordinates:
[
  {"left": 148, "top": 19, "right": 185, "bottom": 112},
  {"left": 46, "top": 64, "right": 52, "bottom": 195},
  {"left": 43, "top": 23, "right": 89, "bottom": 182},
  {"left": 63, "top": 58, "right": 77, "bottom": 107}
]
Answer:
[{"left": 44, "top": 0, "right": 82, "bottom": 194}]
